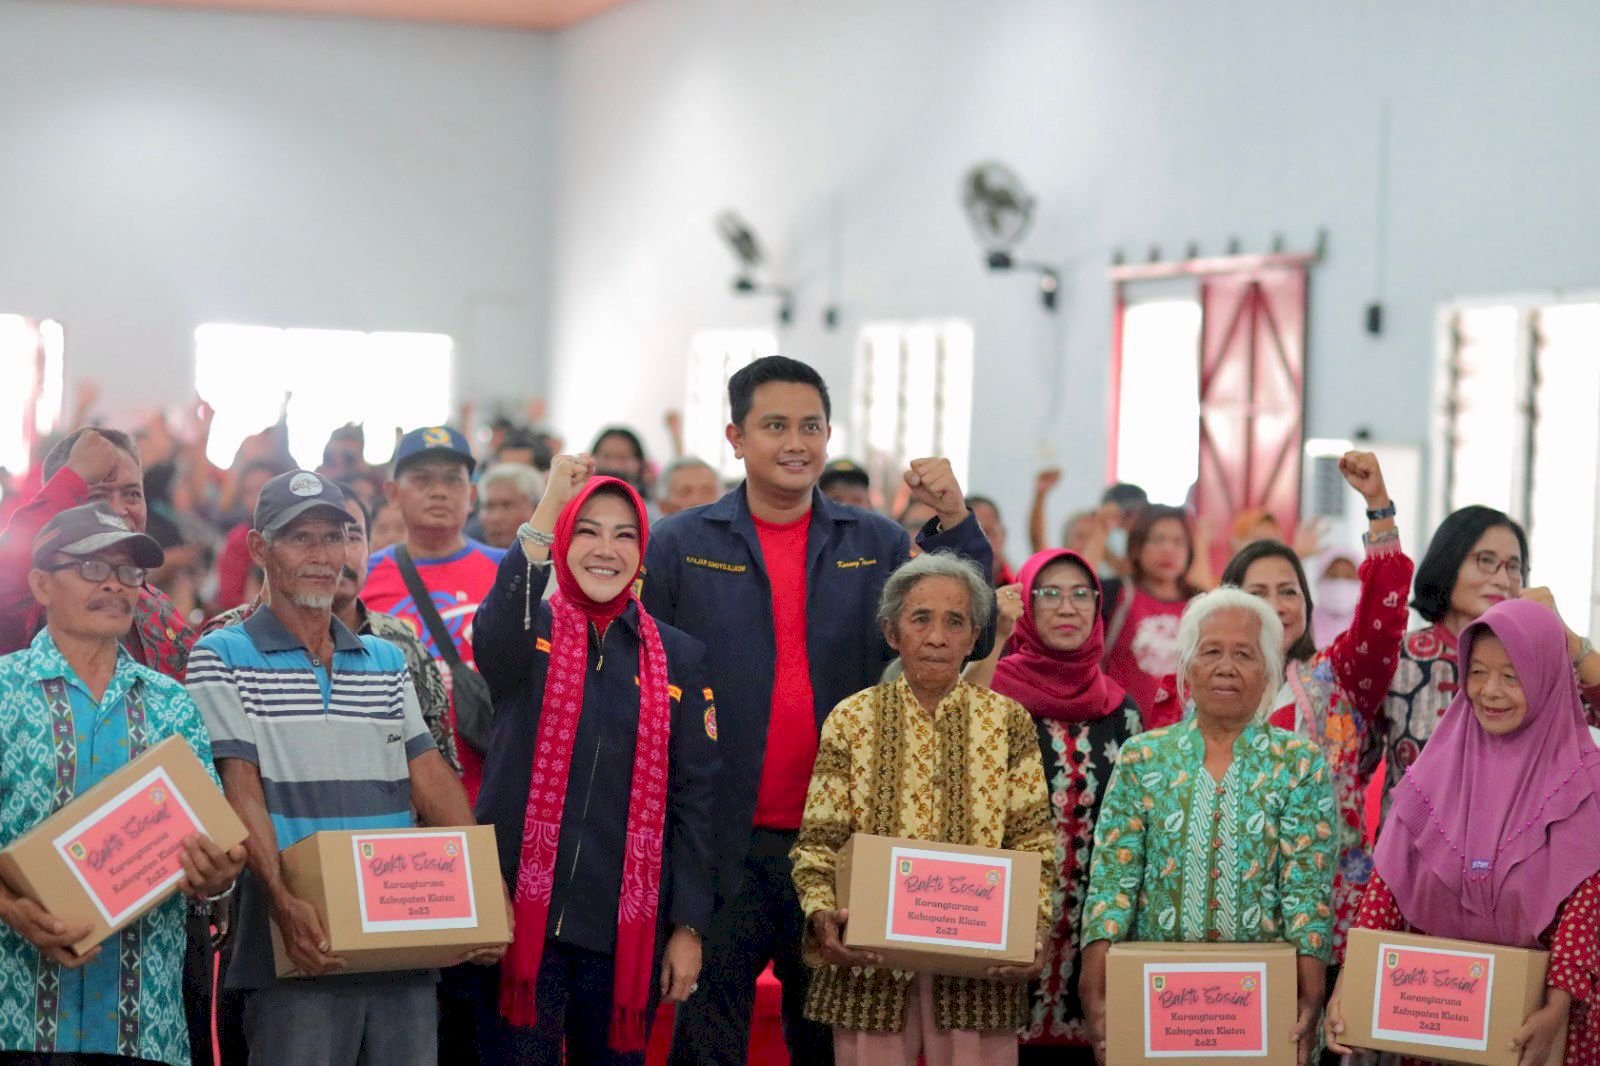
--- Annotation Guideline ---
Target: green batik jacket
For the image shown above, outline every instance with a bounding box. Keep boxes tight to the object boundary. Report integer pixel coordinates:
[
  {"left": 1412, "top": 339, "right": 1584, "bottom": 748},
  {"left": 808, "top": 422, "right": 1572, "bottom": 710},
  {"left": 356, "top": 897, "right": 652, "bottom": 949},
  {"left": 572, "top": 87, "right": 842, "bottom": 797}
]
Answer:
[
  {"left": 0, "top": 629, "right": 219, "bottom": 1066},
  {"left": 1081, "top": 718, "right": 1337, "bottom": 961}
]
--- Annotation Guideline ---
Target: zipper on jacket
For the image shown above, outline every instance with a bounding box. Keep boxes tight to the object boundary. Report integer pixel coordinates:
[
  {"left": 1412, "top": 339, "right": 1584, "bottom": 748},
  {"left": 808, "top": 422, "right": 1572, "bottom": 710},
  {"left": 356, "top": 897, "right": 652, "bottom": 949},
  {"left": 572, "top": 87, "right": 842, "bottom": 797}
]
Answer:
[{"left": 553, "top": 623, "right": 610, "bottom": 936}]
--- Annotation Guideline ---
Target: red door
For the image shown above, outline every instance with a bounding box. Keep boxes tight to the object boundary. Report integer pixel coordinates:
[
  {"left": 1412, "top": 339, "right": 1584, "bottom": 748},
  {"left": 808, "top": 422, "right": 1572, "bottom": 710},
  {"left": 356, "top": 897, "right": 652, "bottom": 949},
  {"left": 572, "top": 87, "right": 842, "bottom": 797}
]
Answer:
[{"left": 1194, "top": 267, "right": 1308, "bottom": 574}]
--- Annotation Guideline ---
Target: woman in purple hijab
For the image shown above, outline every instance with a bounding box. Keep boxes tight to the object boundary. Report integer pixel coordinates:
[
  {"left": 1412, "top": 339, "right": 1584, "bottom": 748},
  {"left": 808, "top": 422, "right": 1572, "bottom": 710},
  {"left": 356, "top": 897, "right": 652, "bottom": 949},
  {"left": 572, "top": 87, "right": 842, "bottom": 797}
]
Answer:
[{"left": 1324, "top": 599, "right": 1600, "bottom": 1065}]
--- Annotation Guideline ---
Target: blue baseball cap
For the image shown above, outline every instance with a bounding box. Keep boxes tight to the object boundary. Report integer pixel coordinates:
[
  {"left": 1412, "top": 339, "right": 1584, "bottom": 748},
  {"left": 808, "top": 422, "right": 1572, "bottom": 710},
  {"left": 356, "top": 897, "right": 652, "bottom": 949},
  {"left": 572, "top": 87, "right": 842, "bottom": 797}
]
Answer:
[{"left": 393, "top": 426, "right": 476, "bottom": 477}]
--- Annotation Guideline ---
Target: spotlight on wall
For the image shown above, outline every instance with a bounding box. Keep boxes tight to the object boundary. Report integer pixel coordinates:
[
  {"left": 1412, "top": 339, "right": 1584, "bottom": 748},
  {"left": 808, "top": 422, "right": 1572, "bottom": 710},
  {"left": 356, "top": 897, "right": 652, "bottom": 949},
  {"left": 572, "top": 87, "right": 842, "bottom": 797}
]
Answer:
[
  {"left": 961, "top": 161, "right": 1059, "bottom": 312},
  {"left": 716, "top": 210, "right": 794, "bottom": 328}
]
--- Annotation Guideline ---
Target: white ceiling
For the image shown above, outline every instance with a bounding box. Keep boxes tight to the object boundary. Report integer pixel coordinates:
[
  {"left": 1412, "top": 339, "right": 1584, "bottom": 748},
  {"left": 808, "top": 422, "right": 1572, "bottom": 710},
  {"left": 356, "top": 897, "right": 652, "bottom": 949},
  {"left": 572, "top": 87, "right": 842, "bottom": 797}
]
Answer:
[{"left": 66, "top": 0, "right": 629, "bottom": 31}]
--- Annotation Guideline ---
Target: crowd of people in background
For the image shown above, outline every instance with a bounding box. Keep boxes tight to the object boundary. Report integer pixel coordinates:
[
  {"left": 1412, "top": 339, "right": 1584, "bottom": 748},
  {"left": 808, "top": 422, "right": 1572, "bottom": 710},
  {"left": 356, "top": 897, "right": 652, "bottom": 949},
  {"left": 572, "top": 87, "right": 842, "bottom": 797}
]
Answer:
[{"left": 0, "top": 353, "right": 1598, "bottom": 1066}]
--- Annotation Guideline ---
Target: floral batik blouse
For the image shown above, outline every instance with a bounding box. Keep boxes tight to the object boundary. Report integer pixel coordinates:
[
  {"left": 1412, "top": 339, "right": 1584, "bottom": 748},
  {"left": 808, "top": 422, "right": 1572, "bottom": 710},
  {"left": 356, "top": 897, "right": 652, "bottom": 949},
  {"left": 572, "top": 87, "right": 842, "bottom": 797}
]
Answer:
[
  {"left": 1022, "top": 698, "right": 1144, "bottom": 1049},
  {"left": 1082, "top": 719, "right": 1337, "bottom": 962}
]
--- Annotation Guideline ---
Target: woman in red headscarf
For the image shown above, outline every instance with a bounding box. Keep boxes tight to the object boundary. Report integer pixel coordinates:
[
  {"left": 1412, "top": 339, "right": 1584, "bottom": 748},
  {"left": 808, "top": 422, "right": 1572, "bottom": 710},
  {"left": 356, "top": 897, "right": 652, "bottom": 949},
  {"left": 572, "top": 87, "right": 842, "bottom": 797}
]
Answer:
[
  {"left": 970, "top": 549, "right": 1144, "bottom": 1065},
  {"left": 1324, "top": 599, "right": 1600, "bottom": 1065},
  {"left": 473, "top": 454, "right": 720, "bottom": 1065}
]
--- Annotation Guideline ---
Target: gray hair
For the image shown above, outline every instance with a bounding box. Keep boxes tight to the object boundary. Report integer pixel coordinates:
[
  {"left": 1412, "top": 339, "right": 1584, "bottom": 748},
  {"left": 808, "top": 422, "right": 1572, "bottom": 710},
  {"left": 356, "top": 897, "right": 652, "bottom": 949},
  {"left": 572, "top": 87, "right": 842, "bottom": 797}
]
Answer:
[
  {"left": 662, "top": 455, "right": 715, "bottom": 483},
  {"left": 876, "top": 550, "right": 995, "bottom": 636},
  {"left": 1175, "top": 586, "right": 1285, "bottom": 721},
  {"left": 478, "top": 462, "right": 544, "bottom": 501}
]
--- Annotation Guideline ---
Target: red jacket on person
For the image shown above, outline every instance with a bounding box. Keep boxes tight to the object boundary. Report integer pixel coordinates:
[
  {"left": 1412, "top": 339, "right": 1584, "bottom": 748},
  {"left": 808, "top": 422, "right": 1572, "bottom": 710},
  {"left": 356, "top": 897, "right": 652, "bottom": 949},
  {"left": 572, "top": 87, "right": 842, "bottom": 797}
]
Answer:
[{"left": 0, "top": 467, "right": 197, "bottom": 680}]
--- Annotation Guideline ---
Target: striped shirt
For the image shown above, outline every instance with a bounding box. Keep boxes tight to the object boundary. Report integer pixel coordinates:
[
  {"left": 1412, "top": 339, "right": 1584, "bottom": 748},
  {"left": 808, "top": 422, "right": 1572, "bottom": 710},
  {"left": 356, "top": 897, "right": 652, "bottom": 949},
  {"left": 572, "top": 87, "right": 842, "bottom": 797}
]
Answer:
[{"left": 185, "top": 606, "right": 436, "bottom": 989}]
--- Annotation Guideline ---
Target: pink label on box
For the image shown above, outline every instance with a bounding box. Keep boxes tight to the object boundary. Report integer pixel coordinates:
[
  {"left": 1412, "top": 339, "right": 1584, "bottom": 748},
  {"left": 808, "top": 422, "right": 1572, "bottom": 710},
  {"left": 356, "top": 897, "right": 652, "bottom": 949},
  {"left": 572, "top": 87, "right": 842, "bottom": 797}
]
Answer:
[
  {"left": 351, "top": 831, "right": 478, "bottom": 933},
  {"left": 882, "top": 846, "right": 1011, "bottom": 950},
  {"left": 1370, "top": 942, "right": 1494, "bottom": 1051},
  {"left": 52, "top": 765, "right": 204, "bottom": 927},
  {"left": 1143, "top": 963, "right": 1269, "bottom": 1058}
]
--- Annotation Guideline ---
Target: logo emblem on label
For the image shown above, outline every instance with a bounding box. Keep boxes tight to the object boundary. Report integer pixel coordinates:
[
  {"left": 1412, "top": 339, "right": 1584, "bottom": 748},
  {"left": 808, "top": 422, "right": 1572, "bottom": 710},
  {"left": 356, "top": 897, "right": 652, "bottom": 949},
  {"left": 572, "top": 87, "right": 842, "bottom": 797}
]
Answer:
[
  {"left": 69, "top": 841, "right": 87, "bottom": 860},
  {"left": 1470, "top": 963, "right": 1484, "bottom": 979},
  {"left": 1386, "top": 952, "right": 1399, "bottom": 968},
  {"left": 899, "top": 859, "right": 913, "bottom": 875},
  {"left": 289, "top": 472, "right": 323, "bottom": 497},
  {"left": 1241, "top": 977, "right": 1257, "bottom": 992},
  {"left": 1152, "top": 975, "right": 1165, "bottom": 991},
  {"left": 149, "top": 787, "right": 166, "bottom": 805},
  {"left": 361, "top": 843, "right": 375, "bottom": 859},
  {"left": 422, "top": 427, "right": 452, "bottom": 447},
  {"left": 445, "top": 843, "right": 459, "bottom": 857},
  {"left": 703, "top": 706, "right": 718, "bottom": 741},
  {"left": 986, "top": 871, "right": 1000, "bottom": 886}
]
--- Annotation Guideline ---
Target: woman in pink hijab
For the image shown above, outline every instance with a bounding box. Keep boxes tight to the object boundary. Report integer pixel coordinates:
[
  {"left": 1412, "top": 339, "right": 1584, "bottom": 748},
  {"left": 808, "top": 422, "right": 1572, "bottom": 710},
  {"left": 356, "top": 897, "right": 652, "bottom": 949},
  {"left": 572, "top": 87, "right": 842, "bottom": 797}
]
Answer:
[{"left": 1324, "top": 599, "right": 1600, "bottom": 1065}]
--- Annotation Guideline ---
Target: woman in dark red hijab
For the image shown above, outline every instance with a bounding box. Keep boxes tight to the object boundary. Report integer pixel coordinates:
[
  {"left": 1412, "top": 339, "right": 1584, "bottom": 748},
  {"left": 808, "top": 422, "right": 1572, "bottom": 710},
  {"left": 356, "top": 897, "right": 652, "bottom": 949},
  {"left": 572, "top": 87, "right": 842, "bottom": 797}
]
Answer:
[
  {"left": 985, "top": 550, "right": 1145, "bottom": 1065},
  {"left": 473, "top": 454, "right": 720, "bottom": 1064}
]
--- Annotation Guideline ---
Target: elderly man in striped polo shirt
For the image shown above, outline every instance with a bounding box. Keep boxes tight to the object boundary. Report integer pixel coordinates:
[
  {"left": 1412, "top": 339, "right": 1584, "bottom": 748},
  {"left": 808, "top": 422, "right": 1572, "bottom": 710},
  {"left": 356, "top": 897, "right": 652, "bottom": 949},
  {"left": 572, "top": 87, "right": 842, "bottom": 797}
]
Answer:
[{"left": 186, "top": 471, "right": 506, "bottom": 1066}]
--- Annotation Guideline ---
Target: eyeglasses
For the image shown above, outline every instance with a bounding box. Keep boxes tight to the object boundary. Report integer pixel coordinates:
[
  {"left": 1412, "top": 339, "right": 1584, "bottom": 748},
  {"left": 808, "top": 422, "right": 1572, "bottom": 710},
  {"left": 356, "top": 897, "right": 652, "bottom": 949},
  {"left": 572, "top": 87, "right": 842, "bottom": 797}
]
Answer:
[
  {"left": 47, "top": 560, "right": 148, "bottom": 588},
  {"left": 1032, "top": 586, "right": 1098, "bottom": 609},
  {"left": 1471, "top": 551, "right": 1525, "bottom": 584}
]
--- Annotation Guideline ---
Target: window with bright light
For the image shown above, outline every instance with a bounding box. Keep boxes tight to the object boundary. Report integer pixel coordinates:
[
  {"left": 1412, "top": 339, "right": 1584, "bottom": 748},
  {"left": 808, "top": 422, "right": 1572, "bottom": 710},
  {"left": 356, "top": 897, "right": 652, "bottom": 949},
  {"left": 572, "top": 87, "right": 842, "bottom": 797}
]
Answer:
[
  {"left": 1115, "top": 298, "right": 1202, "bottom": 505},
  {"left": 852, "top": 320, "right": 974, "bottom": 491},
  {"left": 1436, "top": 299, "right": 1600, "bottom": 636},
  {"left": 0, "top": 315, "right": 65, "bottom": 477},
  {"left": 684, "top": 329, "right": 779, "bottom": 479},
  {"left": 195, "top": 325, "right": 453, "bottom": 470}
]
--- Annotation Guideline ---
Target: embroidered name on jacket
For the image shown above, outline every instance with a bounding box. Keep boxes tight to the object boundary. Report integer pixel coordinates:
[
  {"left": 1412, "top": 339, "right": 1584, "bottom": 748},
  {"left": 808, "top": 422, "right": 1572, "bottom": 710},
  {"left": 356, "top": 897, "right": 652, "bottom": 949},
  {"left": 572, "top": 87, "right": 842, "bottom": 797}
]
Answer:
[
  {"left": 685, "top": 555, "right": 748, "bottom": 574},
  {"left": 836, "top": 557, "right": 878, "bottom": 570}
]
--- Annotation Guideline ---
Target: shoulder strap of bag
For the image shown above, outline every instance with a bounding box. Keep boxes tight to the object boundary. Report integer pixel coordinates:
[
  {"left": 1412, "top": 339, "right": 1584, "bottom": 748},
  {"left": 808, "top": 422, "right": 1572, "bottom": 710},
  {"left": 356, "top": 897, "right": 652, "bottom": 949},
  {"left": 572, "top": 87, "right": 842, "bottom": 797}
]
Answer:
[{"left": 394, "top": 545, "right": 464, "bottom": 667}]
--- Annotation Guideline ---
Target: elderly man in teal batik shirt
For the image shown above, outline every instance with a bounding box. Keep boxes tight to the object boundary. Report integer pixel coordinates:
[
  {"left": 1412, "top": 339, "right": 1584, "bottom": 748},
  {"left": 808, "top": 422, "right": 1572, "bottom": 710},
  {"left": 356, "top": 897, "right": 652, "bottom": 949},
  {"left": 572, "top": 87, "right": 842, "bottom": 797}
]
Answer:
[{"left": 0, "top": 503, "right": 244, "bottom": 1066}]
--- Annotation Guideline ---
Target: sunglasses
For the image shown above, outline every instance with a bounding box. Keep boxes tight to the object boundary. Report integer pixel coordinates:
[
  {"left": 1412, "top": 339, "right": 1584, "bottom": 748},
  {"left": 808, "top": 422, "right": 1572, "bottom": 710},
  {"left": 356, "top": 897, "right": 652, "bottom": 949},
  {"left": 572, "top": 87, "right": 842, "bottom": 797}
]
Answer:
[{"left": 47, "top": 559, "right": 149, "bottom": 588}]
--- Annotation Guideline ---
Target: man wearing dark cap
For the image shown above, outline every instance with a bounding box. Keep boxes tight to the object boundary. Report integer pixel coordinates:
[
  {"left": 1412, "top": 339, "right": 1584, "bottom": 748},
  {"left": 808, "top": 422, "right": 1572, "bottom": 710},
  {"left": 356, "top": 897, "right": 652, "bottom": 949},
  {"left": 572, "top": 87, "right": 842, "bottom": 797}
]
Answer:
[
  {"left": 0, "top": 427, "right": 196, "bottom": 677},
  {"left": 818, "top": 458, "right": 872, "bottom": 511},
  {"left": 185, "top": 471, "right": 499, "bottom": 1066},
  {"left": 362, "top": 426, "right": 504, "bottom": 801},
  {"left": 0, "top": 504, "right": 245, "bottom": 1066}
]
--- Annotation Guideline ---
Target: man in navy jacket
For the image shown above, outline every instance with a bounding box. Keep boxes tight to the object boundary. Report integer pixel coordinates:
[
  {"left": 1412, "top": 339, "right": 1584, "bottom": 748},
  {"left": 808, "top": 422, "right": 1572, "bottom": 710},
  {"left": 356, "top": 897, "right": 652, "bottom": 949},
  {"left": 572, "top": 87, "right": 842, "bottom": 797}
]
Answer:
[{"left": 647, "top": 356, "right": 992, "bottom": 1066}]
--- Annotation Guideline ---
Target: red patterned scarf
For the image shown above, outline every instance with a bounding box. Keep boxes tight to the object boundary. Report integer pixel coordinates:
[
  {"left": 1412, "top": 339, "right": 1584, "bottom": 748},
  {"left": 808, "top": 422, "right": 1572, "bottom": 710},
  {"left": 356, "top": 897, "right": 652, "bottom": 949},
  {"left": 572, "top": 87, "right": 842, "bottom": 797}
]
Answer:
[{"left": 499, "top": 478, "right": 672, "bottom": 1051}]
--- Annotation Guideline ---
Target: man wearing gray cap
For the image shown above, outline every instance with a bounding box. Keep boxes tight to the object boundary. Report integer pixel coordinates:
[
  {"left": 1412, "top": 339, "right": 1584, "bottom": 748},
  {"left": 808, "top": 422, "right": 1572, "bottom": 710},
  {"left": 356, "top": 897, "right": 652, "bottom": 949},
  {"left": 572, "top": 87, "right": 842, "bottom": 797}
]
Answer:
[
  {"left": 185, "top": 471, "right": 501, "bottom": 1066},
  {"left": 0, "top": 503, "right": 245, "bottom": 1066}
]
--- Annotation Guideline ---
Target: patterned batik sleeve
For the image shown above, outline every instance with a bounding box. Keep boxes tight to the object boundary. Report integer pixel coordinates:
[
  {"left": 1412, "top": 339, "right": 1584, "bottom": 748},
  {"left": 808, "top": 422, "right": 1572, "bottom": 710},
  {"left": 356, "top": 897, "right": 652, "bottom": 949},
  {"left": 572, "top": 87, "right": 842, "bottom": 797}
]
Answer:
[
  {"left": 1081, "top": 746, "right": 1148, "bottom": 946},
  {"left": 1276, "top": 743, "right": 1338, "bottom": 961},
  {"left": 789, "top": 695, "right": 861, "bottom": 919},
  {"left": 1000, "top": 698, "right": 1059, "bottom": 939},
  {"left": 1545, "top": 870, "right": 1600, "bottom": 1006},
  {"left": 1326, "top": 536, "right": 1415, "bottom": 720}
]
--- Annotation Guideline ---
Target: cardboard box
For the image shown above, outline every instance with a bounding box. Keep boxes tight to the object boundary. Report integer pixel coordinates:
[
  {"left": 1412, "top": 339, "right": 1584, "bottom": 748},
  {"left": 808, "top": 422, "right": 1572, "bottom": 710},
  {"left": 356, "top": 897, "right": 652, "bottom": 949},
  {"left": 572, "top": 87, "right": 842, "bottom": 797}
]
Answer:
[
  {"left": 271, "top": 825, "right": 510, "bottom": 977},
  {"left": 834, "top": 833, "right": 1041, "bottom": 978},
  {"left": 1105, "top": 941, "right": 1298, "bottom": 1065},
  {"left": 0, "top": 734, "right": 248, "bottom": 955},
  {"left": 1341, "top": 927, "right": 1565, "bottom": 1066}
]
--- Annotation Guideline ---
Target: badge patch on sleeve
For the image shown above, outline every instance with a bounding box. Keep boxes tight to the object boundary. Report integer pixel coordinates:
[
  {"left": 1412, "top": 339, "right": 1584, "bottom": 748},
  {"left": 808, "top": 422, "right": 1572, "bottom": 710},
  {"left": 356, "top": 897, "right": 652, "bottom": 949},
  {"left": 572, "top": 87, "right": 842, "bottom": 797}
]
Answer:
[{"left": 704, "top": 706, "right": 719, "bottom": 740}]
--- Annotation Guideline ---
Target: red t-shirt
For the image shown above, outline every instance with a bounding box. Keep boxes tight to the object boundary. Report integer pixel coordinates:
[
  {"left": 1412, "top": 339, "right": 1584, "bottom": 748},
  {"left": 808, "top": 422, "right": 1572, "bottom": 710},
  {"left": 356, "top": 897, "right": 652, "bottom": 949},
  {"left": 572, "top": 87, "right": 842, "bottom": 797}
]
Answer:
[
  {"left": 364, "top": 538, "right": 507, "bottom": 802},
  {"left": 752, "top": 512, "right": 818, "bottom": 830},
  {"left": 1102, "top": 586, "right": 1190, "bottom": 726}
]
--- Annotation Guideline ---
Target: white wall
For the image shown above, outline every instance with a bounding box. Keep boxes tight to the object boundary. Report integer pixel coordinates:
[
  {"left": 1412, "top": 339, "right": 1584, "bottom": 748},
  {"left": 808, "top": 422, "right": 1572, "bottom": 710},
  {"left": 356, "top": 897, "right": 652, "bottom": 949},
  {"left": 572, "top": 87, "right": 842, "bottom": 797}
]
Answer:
[
  {"left": 0, "top": 0, "right": 554, "bottom": 421},
  {"left": 547, "top": 0, "right": 1600, "bottom": 531}
]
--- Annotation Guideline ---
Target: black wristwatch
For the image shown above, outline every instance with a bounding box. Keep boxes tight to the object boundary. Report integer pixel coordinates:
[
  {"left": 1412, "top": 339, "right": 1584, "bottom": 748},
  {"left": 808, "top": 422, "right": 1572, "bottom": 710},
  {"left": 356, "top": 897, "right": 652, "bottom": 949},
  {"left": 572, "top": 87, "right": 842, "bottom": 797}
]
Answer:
[{"left": 1366, "top": 501, "right": 1398, "bottom": 521}]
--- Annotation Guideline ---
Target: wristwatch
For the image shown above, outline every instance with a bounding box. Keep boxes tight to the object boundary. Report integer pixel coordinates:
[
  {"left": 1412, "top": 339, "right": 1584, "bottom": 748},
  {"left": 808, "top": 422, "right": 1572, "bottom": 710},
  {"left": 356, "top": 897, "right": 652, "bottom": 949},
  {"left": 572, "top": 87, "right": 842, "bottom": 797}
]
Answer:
[
  {"left": 1365, "top": 501, "right": 1398, "bottom": 521},
  {"left": 1576, "top": 636, "right": 1595, "bottom": 665}
]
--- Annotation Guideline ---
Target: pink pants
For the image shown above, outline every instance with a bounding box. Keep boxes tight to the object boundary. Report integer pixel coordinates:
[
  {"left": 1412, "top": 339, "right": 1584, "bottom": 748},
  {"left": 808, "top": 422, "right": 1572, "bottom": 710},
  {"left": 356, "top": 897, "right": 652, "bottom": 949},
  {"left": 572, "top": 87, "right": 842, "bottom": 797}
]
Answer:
[{"left": 832, "top": 974, "right": 1019, "bottom": 1066}]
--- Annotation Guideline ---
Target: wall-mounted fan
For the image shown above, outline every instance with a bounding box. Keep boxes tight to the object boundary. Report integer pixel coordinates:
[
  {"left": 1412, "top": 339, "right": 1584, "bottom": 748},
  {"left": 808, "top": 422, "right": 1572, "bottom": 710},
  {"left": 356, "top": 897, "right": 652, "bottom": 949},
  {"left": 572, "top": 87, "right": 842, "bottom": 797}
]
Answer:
[
  {"left": 959, "top": 161, "right": 1058, "bottom": 311},
  {"left": 715, "top": 210, "right": 793, "bottom": 326}
]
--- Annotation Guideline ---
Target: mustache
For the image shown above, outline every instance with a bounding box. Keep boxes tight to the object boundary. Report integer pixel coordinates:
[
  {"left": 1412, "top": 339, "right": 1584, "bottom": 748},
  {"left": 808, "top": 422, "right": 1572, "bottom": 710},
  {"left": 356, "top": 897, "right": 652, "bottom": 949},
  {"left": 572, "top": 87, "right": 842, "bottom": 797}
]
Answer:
[
  {"left": 339, "top": 566, "right": 360, "bottom": 583},
  {"left": 294, "top": 567, "right": 339, "bottom": 582},
  {"left": 87, "top": 593, "right": 134, "bottom": 615}
]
